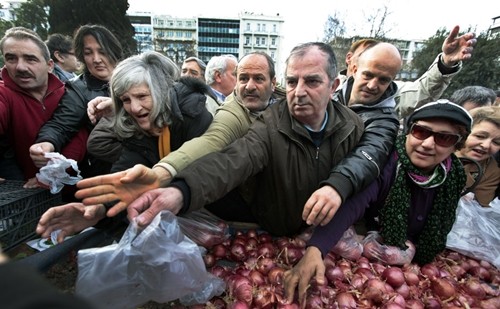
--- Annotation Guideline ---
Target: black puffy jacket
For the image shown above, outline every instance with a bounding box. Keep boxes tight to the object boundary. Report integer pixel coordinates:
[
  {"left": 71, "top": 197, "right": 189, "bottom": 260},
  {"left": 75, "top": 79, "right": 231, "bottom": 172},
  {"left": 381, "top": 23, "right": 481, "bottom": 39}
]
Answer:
[{"left": 322, "top": 77, "right": 400, "bottom": 202}]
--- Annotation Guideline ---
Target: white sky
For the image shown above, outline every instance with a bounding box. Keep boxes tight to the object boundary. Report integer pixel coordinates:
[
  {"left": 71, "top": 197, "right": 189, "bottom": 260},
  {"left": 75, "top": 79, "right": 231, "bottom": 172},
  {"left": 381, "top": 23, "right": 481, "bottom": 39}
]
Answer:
[{"left": 128, "top": 0, "right": 498, "bottom": 57}]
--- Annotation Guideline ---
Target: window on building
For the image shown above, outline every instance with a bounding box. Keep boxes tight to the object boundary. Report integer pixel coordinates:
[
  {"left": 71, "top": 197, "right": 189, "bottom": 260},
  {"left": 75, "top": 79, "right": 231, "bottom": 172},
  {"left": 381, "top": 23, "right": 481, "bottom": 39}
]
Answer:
[
  {"left": 262, "top": 24, "right": 266, "bottom": 32},
  {"left": 273, "top": 24, "right": 277, "bottom": 33},
  {"left": 271, "top": 38, "right": 276, "bottom": 46},
  {"left": 271, "top": 52, "right": 275, "bottom": 60},
  {"left": 261, "top": 37, "right": 266, "bottom": 45},
  {"left": 246, "top": 23, "right": 251, "bottom": 31},
  {"left": 257, "top": 23, "right": 261, "bottom": 31},
  {"left": 255, "top": 37, "right": 260, "bottom": 45},
  {"left": 245, "top": 36, "right": 250, "bottom": 45}
]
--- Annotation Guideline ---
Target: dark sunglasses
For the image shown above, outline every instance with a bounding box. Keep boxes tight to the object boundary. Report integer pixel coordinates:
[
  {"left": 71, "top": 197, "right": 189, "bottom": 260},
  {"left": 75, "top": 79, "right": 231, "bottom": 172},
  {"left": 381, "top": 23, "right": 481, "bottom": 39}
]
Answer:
[{"left": 409, "top": 123, "right": 462, "bottom": 147}]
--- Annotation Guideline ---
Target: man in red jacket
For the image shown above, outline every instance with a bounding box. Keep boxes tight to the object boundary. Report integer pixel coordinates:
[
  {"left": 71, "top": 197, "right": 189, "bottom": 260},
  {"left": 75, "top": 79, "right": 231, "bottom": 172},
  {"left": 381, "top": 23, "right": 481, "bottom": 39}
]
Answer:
[{"left": 0, "top": 27, "right": 86, "bottom": 188}]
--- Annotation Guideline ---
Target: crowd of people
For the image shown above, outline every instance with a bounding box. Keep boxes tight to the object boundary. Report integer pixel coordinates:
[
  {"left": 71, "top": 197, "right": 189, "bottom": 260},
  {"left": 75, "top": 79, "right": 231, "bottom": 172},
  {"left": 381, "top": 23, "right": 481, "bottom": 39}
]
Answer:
[{"left": 0, "top": 22, "right": 498, "bottom": 308}]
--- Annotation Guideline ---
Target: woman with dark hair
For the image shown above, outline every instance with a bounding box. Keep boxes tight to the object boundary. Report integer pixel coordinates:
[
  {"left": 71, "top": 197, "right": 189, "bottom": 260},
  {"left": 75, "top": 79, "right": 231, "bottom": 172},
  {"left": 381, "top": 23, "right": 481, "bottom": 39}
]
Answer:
[
  {"left": 284, "top": 99, "right": 472, "bottom": 305},
  {"left": 30, "top": 24, "right": 124, "bottom": 179}
]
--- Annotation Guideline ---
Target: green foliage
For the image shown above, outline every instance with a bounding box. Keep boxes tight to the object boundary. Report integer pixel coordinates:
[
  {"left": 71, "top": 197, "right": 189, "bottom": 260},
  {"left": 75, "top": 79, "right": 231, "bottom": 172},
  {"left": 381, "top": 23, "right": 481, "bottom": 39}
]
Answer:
[
  {"left": 12, "top": 0, "right": 49, "bottom": 38},
  {"left": 45, "top": 0, "right": 136, "bottom": 57},
  {"left": 412, "top": 29, "right": 500, "bottom": 97}
]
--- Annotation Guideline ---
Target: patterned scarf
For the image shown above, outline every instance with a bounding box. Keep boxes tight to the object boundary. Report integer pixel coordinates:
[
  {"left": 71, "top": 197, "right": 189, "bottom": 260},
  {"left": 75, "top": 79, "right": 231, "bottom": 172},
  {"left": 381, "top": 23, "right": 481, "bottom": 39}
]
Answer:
[{"left": 380, "top": 135, "right": 466, "bottom": 264}]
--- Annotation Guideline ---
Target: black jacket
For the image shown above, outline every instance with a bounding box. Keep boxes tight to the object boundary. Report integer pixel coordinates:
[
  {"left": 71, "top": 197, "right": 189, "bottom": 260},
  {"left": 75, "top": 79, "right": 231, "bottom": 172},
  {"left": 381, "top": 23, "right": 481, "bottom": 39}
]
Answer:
[
  {"left": 323, "top": 77, "right": 400, "bottom": 202},
  {"left": 36, "top": 72, "right": 109, "bottom": 151}
]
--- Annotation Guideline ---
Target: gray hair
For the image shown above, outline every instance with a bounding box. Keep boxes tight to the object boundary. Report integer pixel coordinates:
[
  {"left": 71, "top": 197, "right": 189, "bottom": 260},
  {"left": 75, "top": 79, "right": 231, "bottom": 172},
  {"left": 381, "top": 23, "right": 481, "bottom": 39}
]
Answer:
[
  {"left": 450, "top": 86, "right": 496, "bottom": 108},
  {"left": 111, "top": 51, "right": 180, "bottom": 138},
  {"left": 286, "top": 42, "right": 338, "bottom": 81},
  {"left": 184, "top": 56, "right": 207, "bottom": 72},
  {"left": 0, "top": 27, "right": 50, "bottom": 61},
  {"left": 205, "top": 54, "right": 238, "bottom": 85}
]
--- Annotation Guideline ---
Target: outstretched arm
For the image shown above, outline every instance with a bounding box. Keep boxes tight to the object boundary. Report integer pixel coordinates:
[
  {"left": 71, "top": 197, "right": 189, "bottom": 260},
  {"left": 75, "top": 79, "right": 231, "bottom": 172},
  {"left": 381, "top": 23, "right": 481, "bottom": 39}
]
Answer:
[
  {"left": 36, "top": 203, "right": 106, "bottom": 243},
  {"left": 75, "top": 164, "right": 169, "bottom": 217},
  {"left": 127, "top": 187, "right": 184, "bottom": 227},
  {"left": 396, "top": 25, "right": 476, "bottom": 118}
]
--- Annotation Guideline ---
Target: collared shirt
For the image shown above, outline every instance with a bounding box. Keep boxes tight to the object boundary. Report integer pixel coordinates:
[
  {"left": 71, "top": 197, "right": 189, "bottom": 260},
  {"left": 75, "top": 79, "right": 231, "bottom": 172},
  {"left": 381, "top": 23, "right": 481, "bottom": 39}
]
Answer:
[{"left": 210, "top": 87, "right": 226, "bottom": 104}]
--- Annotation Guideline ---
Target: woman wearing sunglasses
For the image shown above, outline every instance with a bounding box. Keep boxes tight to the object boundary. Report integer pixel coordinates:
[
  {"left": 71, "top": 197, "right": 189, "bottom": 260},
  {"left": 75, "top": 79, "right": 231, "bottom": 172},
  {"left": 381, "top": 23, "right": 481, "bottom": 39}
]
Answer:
[
  {"left": 284, "top": 99, "right": 472, "bottom": 304},
  {"left": 456, "top": 106, "right": 500, "bottom": 206}
]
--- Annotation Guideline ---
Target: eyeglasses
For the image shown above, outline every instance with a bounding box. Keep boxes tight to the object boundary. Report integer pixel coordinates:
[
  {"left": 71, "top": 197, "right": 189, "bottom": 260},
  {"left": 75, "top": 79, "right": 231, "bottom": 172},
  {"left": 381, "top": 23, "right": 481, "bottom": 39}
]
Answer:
[{"left": 409, "top": 123, "right": 462, "bottom": 147}]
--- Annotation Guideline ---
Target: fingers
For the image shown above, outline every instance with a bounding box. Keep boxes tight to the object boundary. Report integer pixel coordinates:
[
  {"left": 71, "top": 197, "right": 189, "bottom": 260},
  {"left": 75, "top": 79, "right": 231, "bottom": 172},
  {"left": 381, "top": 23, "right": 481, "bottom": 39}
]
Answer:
[
  {"left": 23, "top": 178, "right": 41, "bottom": 189},
  {"left": 283, "top": 269, "right": 298, "bottom": 304},
  {"left": 77, "top": 171, "right": 125, "bottom": 189},
  {"left": 120, "top": 164, "right": 149, "bottom": 183},
  {"left": 87, "top": 96, "right": 113, "bottom": 123},
  {"left": 106, "top": 201, "right": 127, "bottom": 217},
  {"left": 82, "top": 204, "right": 107, "bottom": 220},
  {"left": 446, "top": 25, "right": 460, "bottom": 42},
  {"left": 77, "top": 188, "right": 117, "bottom": 204},
  {"left": 29, "top": 143, "right": 53, "bottom": 167}
]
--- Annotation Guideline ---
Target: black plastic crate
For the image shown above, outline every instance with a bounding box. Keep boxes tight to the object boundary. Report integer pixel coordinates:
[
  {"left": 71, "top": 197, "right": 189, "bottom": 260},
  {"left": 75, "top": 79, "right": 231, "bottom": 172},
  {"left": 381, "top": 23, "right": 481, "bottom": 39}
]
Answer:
[{"left": 0, "top": 180, "right": 61, "bottom": 251}]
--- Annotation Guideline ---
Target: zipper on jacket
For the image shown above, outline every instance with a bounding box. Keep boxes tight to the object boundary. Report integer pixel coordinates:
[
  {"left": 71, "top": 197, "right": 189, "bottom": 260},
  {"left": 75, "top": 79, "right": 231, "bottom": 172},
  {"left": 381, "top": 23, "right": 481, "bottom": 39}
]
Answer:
[
  {"left": 315, "top": 146, "right": 320, "bottom": 160},
  {"left": 362, "top": 150, "right": 381, "bottom": 176}
]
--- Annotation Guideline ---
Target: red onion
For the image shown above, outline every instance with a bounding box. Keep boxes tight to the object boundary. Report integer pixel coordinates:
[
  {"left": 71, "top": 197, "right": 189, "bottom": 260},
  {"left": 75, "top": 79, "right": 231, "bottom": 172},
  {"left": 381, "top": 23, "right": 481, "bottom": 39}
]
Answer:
[
  {"left": 325, "top": 265, "right": 345, "bottom": 283},
  {"left": 258, "top": 242, "right": 277, "bottom": 259},
  {"left": 430, "top": 277, "right": 456, "bottom": 300},
  {"left": 469, "top": 266, "right": 491, "bottom": 281},
  {"left": 203, "top": 253, "right": 216, "bottom": 268},
  {"left": 336, "top": 292, "right": 356, "bottom": 308},
  {"left": 405, "top": 299, "right": 425, "bottom": 309},
  {"left": 404, "top": 271, "right": 420, "bottom": 286},
  {"left": 382, "top": 267, "right": 406, "bottom": 288},
  {"left": 361, "top": 278, "right": 388, "bottom": 304},
  {"left": 462, "top": 278, "right": 486, "bottom": 299},
  {"left": 252, "top": 286, "right": 274, "bottom": 309},
  {"left": 228, "top": 301, "right": 250, "bottom": 309},
  {"left": 420, "top": 263, "right": 440, "bottom": 279},
  {"left": 249, "top": 269, "right": 266, "bottom": 286},
  {"left": 212, "top": 243, "right": 228, "bottom": 259},
  {"left": 268, "top": 266, "right": 285, "bottom": 285},
  {"left": 256, "top": 257, "right": 276, "bottom": 275},
  {"left": 230, "top": 243, "right": 247, "bottom": 262}
]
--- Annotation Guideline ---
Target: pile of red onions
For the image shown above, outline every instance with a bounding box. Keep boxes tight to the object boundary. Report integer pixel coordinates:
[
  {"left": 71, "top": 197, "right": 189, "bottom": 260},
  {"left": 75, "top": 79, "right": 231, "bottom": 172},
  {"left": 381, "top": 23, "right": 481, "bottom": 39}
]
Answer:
[{"left": 177, "top": 229, "right": 500, "bottom": 308}]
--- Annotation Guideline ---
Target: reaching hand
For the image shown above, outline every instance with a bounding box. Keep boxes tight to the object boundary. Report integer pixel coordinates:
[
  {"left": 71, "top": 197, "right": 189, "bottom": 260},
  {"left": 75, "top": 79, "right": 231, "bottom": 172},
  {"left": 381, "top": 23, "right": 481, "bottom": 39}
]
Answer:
[
  {"left": 302, "top": 185, "right": 342, "bottom": 226},
  {"left": 127, "top": 187, "right": 184, "bottom": 227},
  {"left": 87, "top": 96, "right": 113, "bottom": 125},
  {"left": 283, "top": 246, "right": 325, "bottom": 308},
  {"left": 441, "top": 25, "right": 476, "bottom": 66},
  {"left": 75, "top": 164, "right": 167, "bottom": 217},
  {"left": 36, "top": 203, "right": 106, "bottom": 243},
  {"left": 29, "top": 142, "right": 55, "bottom": 168}
]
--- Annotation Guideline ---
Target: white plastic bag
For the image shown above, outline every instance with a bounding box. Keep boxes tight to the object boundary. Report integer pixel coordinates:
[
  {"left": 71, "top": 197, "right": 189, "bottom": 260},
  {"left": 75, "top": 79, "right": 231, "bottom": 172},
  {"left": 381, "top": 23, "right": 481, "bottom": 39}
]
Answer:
[
  {"left": 75, "top": 210, "right": 225, "bottom": 309},
  {"left": 36, "top": 152, "right": 82, "bottom": 194},
  {"left": 446, "top": 197, "right": 500, "bottom": 269}
]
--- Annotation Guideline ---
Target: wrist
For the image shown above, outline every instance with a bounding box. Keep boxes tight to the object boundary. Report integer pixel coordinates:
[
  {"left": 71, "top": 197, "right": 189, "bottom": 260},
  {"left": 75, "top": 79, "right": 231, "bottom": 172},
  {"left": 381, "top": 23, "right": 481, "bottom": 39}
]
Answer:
[
  {"left": 153, "top": 164, "right": 173, "bottom": 187},
  {"left": 440, "top": 54, "right": 459, "bottom": 69}
]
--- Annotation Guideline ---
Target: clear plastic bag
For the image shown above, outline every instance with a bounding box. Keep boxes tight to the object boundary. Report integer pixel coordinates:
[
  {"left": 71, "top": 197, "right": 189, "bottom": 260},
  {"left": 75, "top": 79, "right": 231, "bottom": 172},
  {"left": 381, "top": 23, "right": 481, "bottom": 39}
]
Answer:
[
  {"left": 75, "top": 210, "right": 225, "bottom": 309},
  {"left": 446, "top": 197, "right": 500, "bottom": 269},
  {"left": 331, "top": 226, "right": 363, "bottom": 261},
  {"left": 178, "top": 210, "right": 230, "bottom": 248},
  {"left": 361, "top": 231, "right": 416, "bottom": 266},
  {"left": 36, "top": 152, "right": 82, "bottom": 194}
]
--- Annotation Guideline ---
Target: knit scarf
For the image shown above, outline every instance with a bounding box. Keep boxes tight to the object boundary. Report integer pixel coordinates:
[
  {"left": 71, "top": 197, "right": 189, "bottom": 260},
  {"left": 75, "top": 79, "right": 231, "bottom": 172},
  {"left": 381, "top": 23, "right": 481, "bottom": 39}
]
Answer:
[{"left": 380, "top": 135, "right": 466, "bottom": 264}]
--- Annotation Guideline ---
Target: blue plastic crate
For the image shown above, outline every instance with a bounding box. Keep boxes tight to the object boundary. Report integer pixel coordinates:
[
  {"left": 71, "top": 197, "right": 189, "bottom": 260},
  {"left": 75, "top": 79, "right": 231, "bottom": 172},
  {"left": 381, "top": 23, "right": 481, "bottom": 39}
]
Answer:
[{"left": 0, "top": 180, "right": 61, "bottom": 251}]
